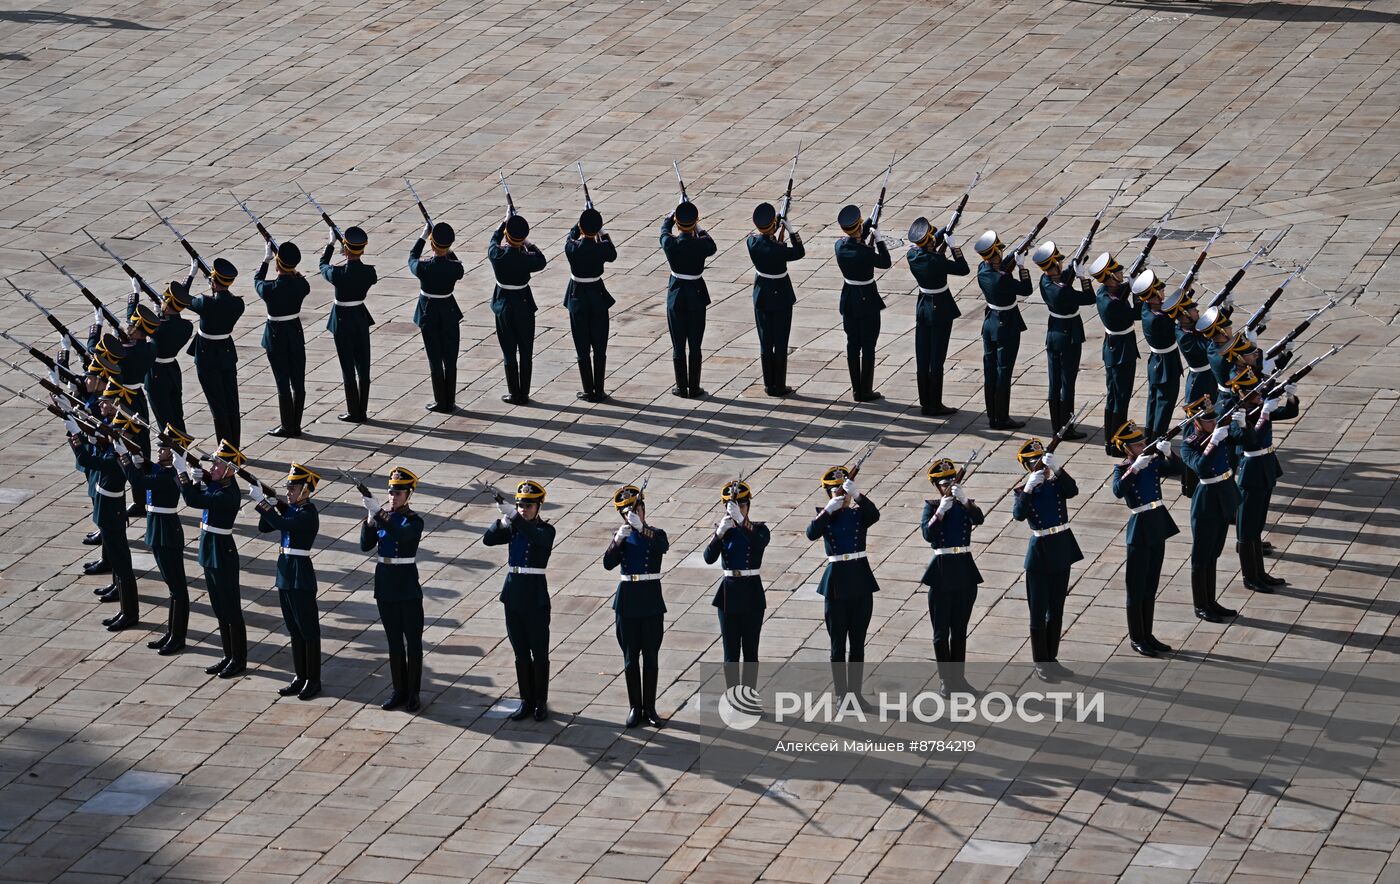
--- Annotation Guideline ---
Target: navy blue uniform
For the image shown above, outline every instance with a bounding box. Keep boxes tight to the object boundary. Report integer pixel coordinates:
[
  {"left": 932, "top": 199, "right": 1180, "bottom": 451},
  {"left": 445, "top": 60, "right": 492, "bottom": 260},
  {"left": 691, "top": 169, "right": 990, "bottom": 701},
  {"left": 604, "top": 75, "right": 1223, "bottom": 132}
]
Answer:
[
  {"left": 125, "top": 456, "right": 188, "bottom": 645},
  {"left": 254, "top": 264, "right": 310, "bottom": 434},
  {"left": 180, "top": 474, "right": 244, "bottom": 665},
  {"left": 748, "top": 232, "right": 805, "bottom": 394},
  {"left": 978, "top": 260, "right": 1032, "bottom": 421},
  {"left": 920, "top": 498, "right": 984, "bottom": 662},
  {"left": 907, "top": 244, "right": 971, "bottom": 412},
  {"left": 1011, "top": 470, "right": 1082, "bottom": 662},
  {"left": 360, "top": 508, "right": 426, "bottom": 701},
  {"left": 258, "top": 500, "right": 321, "bottom": 687},
  {"left": 703, "top": 521, "right": 770, "bottom": 688},
  {"left": 185, "top": 290, "right": 245, "bottom": 447},
  {"left": 320, "top": 245, "right": 377, "bottom": 419},
  {"left": 1096, "top": 281, "right": 1139, "bottom": 447},
  {"left": 660, "top": 218, "right": 717, "bottom": 395},
  {"left": 149, "top": 312, "right": 192, "bottom": 434},
  {"left": 75, "top": 440, "right": 137, "bottom": 621},
  {"left": 1142, "top": 305, "right": 1182, "bottom": 439},
  {"left": 604, "top": 525, "right": 670, "bottom": 714},
  {"left": 564, "top": 227, "right": 617, "bottom": 398},
  {"left": 1179, "top": 325, "right": 1215, "bottom": 406},
  {"left": 806, "top": 497, "right": 881, "bottom": 664},
  {"left": 1180, "top": 426, "right": 1242, "bottom": 568},
  {"left": 412, "top": 238, "right": 467, "bottom": 408},
  {"left": 1040, "top": 269, "right": 1097, "bottom": 414},
  {"left": 834, "top": 236, "right": 891, "bottom": 399},
  {"left": 487, "top": 227, "right": 547, "bottom": 402},
  {"left": 483, "top": 515, "right": 555, "bottom": 664},
  {"left": 1112, "top": 458, "right": 1180, "bottom": 604}
]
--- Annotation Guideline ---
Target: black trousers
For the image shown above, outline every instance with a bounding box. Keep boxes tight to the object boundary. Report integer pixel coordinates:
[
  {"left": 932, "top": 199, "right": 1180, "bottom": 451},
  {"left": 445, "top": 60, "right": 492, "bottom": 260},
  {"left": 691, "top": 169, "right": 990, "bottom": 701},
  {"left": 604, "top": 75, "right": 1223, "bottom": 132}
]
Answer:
[
  {"left": 147, "top": 363, "right": 186, "bottom": 435},
  {"left": 717, "top": 609, "right": 762, "bottom": 662},
  {"left": 914, "top": 311, "right": 954, "bottom": 407},
  {"left": 1238, "top": 483, "right": 1272, "bottom": 542},
  {"left": 333, "top": 326, "right": 371, "bottom": 416},
  {"left": 1047, "top": 341, "right": 1082, "bottom": 403},
  {"left": 153, "top": 545, "right": 187, "bottom": 602},
  {"left": 377, "top": 596, "right": 424, "bottom": 694},
  {"left": 1026, "top": 568, "right": 1069, "bottom": 631},
  {"left": 504, "top": 606, "right": 550, "bottom": 664},
  {"left": 842, "top": 311, "right": 880, "bottom": 394},
  {"left": 279, "top": 589, "right": 320, "bottom": 645},
  {"left": 755, "top": 306, "right": 792, "bottom": 388},
  {"left": 196, "top": 352, "right": 240, "bottom": 448},
  {"left": 1105, "top": 359, "right": 1135, "bottom": 416},
  {"left": 205, "top": 565, "right": 243, "bottom": 630},
  {"left": 568, "top": 302, "right": 609, "bottom": 394},
  {"left": 615, "top": 613, "right": 663, "bottom": 670},
  {"left": 100, "top": 514, "right": 137, "bottom": 619},
  {"left": 928, "top": 583, "right": 977, "bottom": 648},
  {"left": 1125, "top": 541, "right": 1166, "bottom": 606},
  {"left": 423, "top": 316, "right": 462, "bottom": 405},
  {"left": 824, "top": 593, "right": 873, "bottom": 662},
  {"left": 982, "top": 326, "right": 1020, "bottom": 397},
  {"left": 266, "top": 330, "right": 306, "bottom": 432},
  {"left": 495, "top": 308, "right": 534, "bottom": 397},
  {"left": 667, "top": 296, "right": 706, "bottom": 389}
]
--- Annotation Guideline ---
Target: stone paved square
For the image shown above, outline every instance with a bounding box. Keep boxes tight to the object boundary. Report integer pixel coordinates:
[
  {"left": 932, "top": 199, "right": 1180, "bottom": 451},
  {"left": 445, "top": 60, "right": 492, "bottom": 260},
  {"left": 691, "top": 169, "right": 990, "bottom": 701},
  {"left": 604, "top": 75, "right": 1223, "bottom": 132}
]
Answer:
[{"left": 1, "top": 0, "right": 1398, "bottom": 881}]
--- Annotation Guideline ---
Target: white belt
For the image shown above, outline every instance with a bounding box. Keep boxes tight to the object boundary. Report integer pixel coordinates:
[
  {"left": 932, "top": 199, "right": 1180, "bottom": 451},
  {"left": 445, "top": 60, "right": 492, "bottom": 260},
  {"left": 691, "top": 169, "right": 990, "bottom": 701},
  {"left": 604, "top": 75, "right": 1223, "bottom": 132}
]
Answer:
[
  {"left": 122, "top": 382, "right": 145, "bottom": 392},
  {"left": 1103, "top": 326, "right": 1134, "bottom": 336},
  {"left": 508, "top": 566, "right": 546, "bottom": 575},
  {"left": 1188, "top": 364, "right": 1211, "bottom": 373},
  {"left": 570, "top": 274, "right": 603, "bottom": 284},
  {"left": 624, "top": 573, "right": 662, "bottom": 581},
  {"left": 333, "top": 299, "right": 365, "bottom": 307},
  {"left": 843, "top": 277, "right": 875, "bottom": 286},
  {"left": 1218, "top": 385, "right": 1233, "bottom": 395},
  {"left": 931, "top": 546, "right": 971, "bottom": 556},
  {"left": 918, "top": 285, "right": 949, "bottom": 295},
  {"left": 1244, "top": 447, "right": 1274, "bottom": 458},
  {"left": 266, "top": 313, "right": 301, "bottom": 322},
  {"left": 494, "top": 281, "right": 529, "bottom": 291},
  {"left": 1201, "top": 471, "right": 1234, "bottom": 485},
  {"left": 985, "top": 302, "right": 1016, "bottom": 312},
  {"left": 154, "top": 356, "right": 178, "bottom": 364},
  {"left": 200, "top": 522, "right": 232, "bottom": 535},
  {"left": 755, "top": 270, "right": 789, "bottom": 280},
  {"left": 96, "top": 486, "right": 124, "bottom": 498},
  {"left": 722, "top": 568, "right": 761, "bottom": 577},
  {"left": 671, "top": 272, "right": 703, "bottom": 281},
  {"left": 1031, "top": 524, "right": 1071, "bottom": 538},
  {"left": 1046, "top": 309, "right": 1080, "bottom": 320},
  {"left": 197, "top": 330, "right": 230, "bottom": 341},
  {"left": 377, "top": 556, "right": 415, "bottom": 564},
  {"left": 280, "top": 547, "right": 312, "bottom": 557},
  {"left": 827, "top": 552, "right": 867, "bottom": 563},
  {"left": 1148, "top": 343, "right": 1179, "bottom": 354},
  {"left": 1130, "top": 500, "right": 1165, "bottom": 514},
  {"left": 419, "top": 290, "right": 456, "bottom": 298},
  {"left": 146, "top": 505, "right": 179, "bottom": 514}
]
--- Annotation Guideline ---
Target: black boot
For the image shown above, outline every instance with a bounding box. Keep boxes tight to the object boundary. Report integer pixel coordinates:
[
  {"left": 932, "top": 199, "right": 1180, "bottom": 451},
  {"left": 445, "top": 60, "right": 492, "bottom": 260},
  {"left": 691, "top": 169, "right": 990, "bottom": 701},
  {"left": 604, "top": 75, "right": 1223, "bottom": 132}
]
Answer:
[
  {"left": 532, "top": 659, "right": 549, "bottom": 721},
  {"left": 405, "top": 655, "right": 422, "bottom": 712},
  {"left": 1240, "top": 539, "right": 1272, "bottom": 593},
  {"left": 358, "top": 377, "right": 371, "bottom": 421},
  {"left": 99, "top": 583, "right": 119, "bottom": 603},
  {"left": 160, "top": 595, "right": 188, "bottom": 655},
  {"left": 996, "top": 386, "right": 1024, "bottom": 429},
  {"left": 83, "top": 529, "right": 102, "bottom": 546},
  {"left": 83, "top": 559, "right": 112, "bottom": 575},
  {"left": 509, "top": 660, "right": 534, "bottom": 721},
  {"left": 1256, "top": 543, "right": 1286, "bottom": 587},
  {"left": 1127, "top": 602, "right": 1156, "bottom": 657},
  {"left": 858, "top": 358, "right": 880, "bottom": 402},
  {"left": 1206, "top": 567, "right": 1237, "bottom": 619},
  {"left": 830, "top": 661, "right": 849, "bottom": 702},
  {"left": 340, "top": 376, "right": 361, "bottom": 422},
  {"left": 298, "top": 639, "right": 321, "bottom": 700},
  {"left": 848, "top": 356, "right": 863, "bottom": 403},
  {"left": 292, "top": 388, "right": 305, "bottom": 436},
  {"left": 270, "top": 391, "right": 297, "bottom": 437},
  {"left": 1030, "top": 628, "right": 1057, "bottom": 682},
  {"left": 577, "top": 357, "right": 595, "bottom": 401},
  {"left": 926, "top": 371, "right": 955, "bottom": 415},
  {"left": 1104, "top": 409, "right": 1120, "bottom": 456},
  {"left": 425, "top": 372, "right": 444, "bottom": 411},
  {"left": 219, "top": 619, "right": 247, "bottom": 678},
  {"left": 687, "top": 353, "right": 704, "bottom": 399},
  {"left": 1145, "top": 595, "right": 1172, "bottom": 653},
  {"left": 624, "top": 665, "right": 642, "bottom": 728},
  {"left": 934, "top": 638, "right": 953, "bottom": 698},
  {"left": 1192, "top": 568, "right": 1222, "bottom": 622},
  {"left": 501, "top": 364, "right": 522, "bottom": 405},
  {"left": 593, "top": 353, "right": 608, "bottom": 401},
  {"left": 773, "top": 354, "right": 793, "bottom": 396},
  {"left": 917, "top": 373, "right": 933, "bottom": 416},
  {"left": 148, "top": 598, "right": 173, "bottom": 650},
  {"left": 382, "top": 654, "right": 406, "bottom": 710},
  {"left": 948, "top": 636, "right": 976, "bottom": 694},
  {"left": 671, "top": 358, "right": 688, "bottom": 398},
  {"left": 760, "top": 352, "right": 775, "bottom": 395},
  {"left": 206, "top": 623, "right": 232, "bottom": 675},
  {"left": 279, "top": 637, "right": 307, "bottom": 696},
  {"left": 519, "top": 360, "right": 532, "bottom": 404},
  {"left": 848, "top": 661, "right": 875, "bottom": 712},
  {"left": 642, "top": 665, "right": 665, "bottom": 727},
  {"left": 1045, "top": 616, "right": 1074, "bottom": 678}
]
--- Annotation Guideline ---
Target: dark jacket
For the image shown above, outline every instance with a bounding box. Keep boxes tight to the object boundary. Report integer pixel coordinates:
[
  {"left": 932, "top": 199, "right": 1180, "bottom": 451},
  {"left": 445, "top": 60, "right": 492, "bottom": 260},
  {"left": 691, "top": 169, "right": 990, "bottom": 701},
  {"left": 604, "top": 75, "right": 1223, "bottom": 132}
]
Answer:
[
  {"left": 660, "top": 217, "right": 716, "bottom": 308},
  {"left": 907, "top": 246, "right": 970, "bottom": 323},
  {"left": 1111, "top": 457, "right": 1180, "bottom": 547},
  {"left": 124, "top": 458, "right": 184, "bottom": 549},
  {"left": 806, "top": 496, "right": 881, "bottom": 600},
  {"left": 74, "top": 441, "right": 126, "bottom": 526},
  {"left": 747, "top": 233, "right": 804, "bottom": 311},
  {"left": 834, "top": 236, "right": 890, "bottom": 317},
  {"left": 1096, "top": 283, "right": 1139, "bottom": 364},
  {"left": 359, "top": 508, "right": 425, "bottom": 600},
  {"left": 919, "top": 498, "right": 984, "bottom": 587},
  {"left": 703, "top": 522, "right": 770, "bottom": 613},
  {"left": 411, "top": 238, "right": 467, "bottom": 325},
  {"left": 257, "top": 501, "right": 319, "bottom": 592},
  {"left": 482, "top": 515, "right": 556, "bottom": 612},
  {"left": 604, "top": 526, "right": 669, "bottom": 617},
  {"left": 1040, "top": 269, "right": 1095, "bottom": 349},
  {"left": 185, "top": 291, "right": 245, "bottom": 363},
  {"left": 978, "top": 261, "right": 1030, "bottom": 339},
  {"left": 253, "top": 265, "right": 311, "bottom": 350},
  {"left": 180, "top": 475, "right": 240, "bottom": 570},
  {"left": 563, "top": 226, "right": 617, "bottom": 311},
  {"left": 319, "top": 245, "right": 377, "bottom": 334},
  {"left": 1011, "top": 470, "right": 1084, "bottom": 571}
]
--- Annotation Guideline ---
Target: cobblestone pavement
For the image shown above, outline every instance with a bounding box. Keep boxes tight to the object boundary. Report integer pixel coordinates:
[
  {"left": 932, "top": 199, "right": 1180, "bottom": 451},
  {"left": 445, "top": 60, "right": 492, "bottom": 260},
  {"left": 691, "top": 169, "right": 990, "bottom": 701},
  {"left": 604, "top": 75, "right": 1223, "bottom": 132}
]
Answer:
[{"left": 1, "top": 0, "right": 1398, "bottom": 881}]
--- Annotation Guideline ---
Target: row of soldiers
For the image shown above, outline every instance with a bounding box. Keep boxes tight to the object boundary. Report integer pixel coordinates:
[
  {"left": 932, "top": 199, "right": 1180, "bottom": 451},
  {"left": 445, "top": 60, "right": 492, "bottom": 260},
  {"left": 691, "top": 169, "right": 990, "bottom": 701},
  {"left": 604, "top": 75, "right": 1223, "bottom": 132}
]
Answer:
[{"left": 21, "top": 176, "right": 1317, "bottom": 469}]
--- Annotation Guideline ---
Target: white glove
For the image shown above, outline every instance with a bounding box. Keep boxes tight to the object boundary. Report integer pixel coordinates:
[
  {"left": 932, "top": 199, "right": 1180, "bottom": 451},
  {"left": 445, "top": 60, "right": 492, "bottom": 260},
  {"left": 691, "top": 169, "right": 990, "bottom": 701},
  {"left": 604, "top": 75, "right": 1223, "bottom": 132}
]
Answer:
[
  {"left": 189, "top": 258, "right": 199, "bottom": 278},
  {"left": 61, "top": 334, "right": 73, "bottom": 351},
  {"left": 263, "top": 241, "right": 275, "bottom": 262},
  {"left": 49, "top": 366, "right": 60, "bottom": 384},
  {"left": 1130, "top": 453, "right": 1154, "bottom": 472},
  {"left": 780, "top": 218, "right": 793, "bottom": 235},
  {"left": 1014, "top": 251, "right": 1027, "bottom": 269},
  {"left": 1223, "top": 293, "right": 1235, "bottom": 310},
  {"left": 422, "top": 222, "right": 433, "bottom": 241},
  {"left": 131, "top": 276, "right": 141, "bottom": 295},
  {"left": 1257, "top": 310, "right": 1271, "bottom": 326},
  {"left": 1284, "top": 383, "right": 1297, "bottom": 396},
  {"left": 361, "top": 495, "right": 376, "bottom": 518},
  {"left": 944, "top": 231, "right": 958, "bottom": 249},
  {"left": 173, "top": 451, "right": 188, "bottom": 473},
  {"left": 614, "top": 523, "right": 633, "bottom": 542},
  {"left": 1245, "top": 328, "right": 1259, "bottom": 344},
  {"left": 1262, "top": 357, "right": 1277, "bottom": 374},
  {"left": 92, "top": 308, "right": 103, "bottom": 325},
  {"left": 328, "top": 227, "right": 338, "bottom": 246},
  {"left": 951, "top": 483, "right": 968, "bottom": 504},
  {"left": 841, "top": 478, "right": 859, "bottom": 499},
  {"left": 248, "top": 483, "right": 265, "bottom": 503},
  {"left": 823, "top": 496, "right": 844, "bottom": 514},
  {"left": 112, "top": 438, "right": 128, "bottom": 456},
  {"left": 716, "top": 515, "right": 735, "bottom": 537},
  {"left": 625, "top": 510, "right": 643, "bottom": 531},
  {"left": 1154, "top": 439, "right": 1172, "bottom": 456},
  {"left": 935, "top": 496, "right": 954, "bottom": 517},
  {"left": 1041, "top": 451, "right": 1058, "bottom": 471},
  {"left": 1232, "top": 410, "right": 1246, "bottom": 426},
  {"left": 64, "top": 416, "right": 80, "bottom": 435},
  {"left": 1209, "top": 426, "right": 1229, "bottom": 445},
  {"left": 190, "top": 467, "right": 204, "bottom": 483},
  {"left": 496, "top": 500, "right": 514, "bottom": 518},
  {"left": 1024, "top": 470, "right": 1047, "bottom": 492},
  {"left": 1262, "top": 397, "right": 1282, "bottom": 415},
  {"left": 725, "top": 500, "right": 744, "bottom": 523},
  {"left": 1072, "top": 260, "right": 1086, "bottom": 279}
]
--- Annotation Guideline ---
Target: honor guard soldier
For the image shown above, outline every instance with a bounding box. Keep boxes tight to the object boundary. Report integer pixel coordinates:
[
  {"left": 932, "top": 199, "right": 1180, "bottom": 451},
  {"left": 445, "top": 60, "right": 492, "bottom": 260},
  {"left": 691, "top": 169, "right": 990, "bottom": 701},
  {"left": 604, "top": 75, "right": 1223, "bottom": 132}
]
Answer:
[
  {"left": 921, "top": 458, "right": 985, "bottom": 698},
  {"left": 1033, "top": 241, "right": 1097, "bottom": 439},
  {"left": 320, "top": 226, "right": 377, "bottom": 423},
  {"left": 176, "top": 439, "right": 246, "bottom": 677},
  {"left": 973, "top": 231, "right": 1032, "bottom": 429},
  {"left": 254, "top": 464, "right": 322, "bottom": 701},
  {"left": 1197, "top": 306, "right": 1236, "bottom": 395},
  {"left": 412, "top": 221, "right": 466, "bottom": 411},
  {"left": 186, "top": 258, "right": 245, "bottom": 448},
  {"left": 488, "top": 216, "right": 546, "bottom": 405},
  {"left": 661, "top": 201, "right": 717, "bottom": 398},
  {"left": 149, "top": 279, "right": 194, "bottom": 434},
  {"left": 1091, "top": 253, "right": 1139, "bottom": 455},
  {"left": 70, "top": 410, "right": 139, "bottom": 631},
  {"left": 1178, "top": 395, "right": 1241, "bottom": 622},
  {"left": 1010, "top": 440, "right": 1081, "bottom": 681},
  {"left": 1164, "top": 287, "right": 1213, "bottom": 407},
  {"left": 255, "top": 241, "right": 310, "bottom": 437},
  {"left": 906, "top": 218, "right": 971, "bottom": 416},
  {"left": 748, "top": 203, "right": 805, "bottom": 397},
  {"left": 806, "top": 466, "right": 881, "bottom": 709},
  {"left": 703, "top": 480, "right": 770, "bottom": 694},
  {"left": 603, "top": 484, "right": 670, "bottom": 728},
  {"left": 1227, "top": 368, "right": 1298, "bottom": 592},
  {"left": 77, "top": 355, "right": 120, "bottom": 558},
  {"left": 564, "top": 209, "right": 617, "bottom": 402},
  {"left": 359, "top": 467, "right": 426, "bottom": 712},
  {"left": 119, "top": 305, "right": 156, "bottom": 421},
  {"left": 102, "top": 379, "right": 149, "bottom": 517},
  {"left": 121, "top": 424, "right": 192, "bottom": 654},
  {"left": 1132, "top": 270, "right": 1182, "bottom": 441},
  {"left": 834, "top": 205, "right": 891, "bottom": 402},
  {"left": 483, "top": 481, "right": 556, "bottom": 722},
  {"left": 1110, "top": 421, "right": 1179, "bottom": 657}
]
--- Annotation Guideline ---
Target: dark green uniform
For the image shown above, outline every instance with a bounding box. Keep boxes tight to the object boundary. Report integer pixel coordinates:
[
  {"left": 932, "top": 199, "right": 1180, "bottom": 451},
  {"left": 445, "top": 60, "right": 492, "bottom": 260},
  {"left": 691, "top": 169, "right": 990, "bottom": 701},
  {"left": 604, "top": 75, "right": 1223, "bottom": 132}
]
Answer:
[
  {"left": 149, "top": 311, "right": 192, "bottom": 434},
  {"left": 1236, "top": 395, "right": 1298, "bottom": 586},
  {"left": 907, "top": 244, "right": 970, "bottom": 413},
  {"left": 660, "top": 218, "right": 717, "bottom": 396},
  {"left": 563, "top": 227, "right": 617, "bottom": 399},
  {"left": 411, "top": 238, "right": 466, "bottom": 409},
  {"left": 185, "top": 291, "right": 245, "bottom": 447},
  {"left": 806, "top": 495, "right": 880, "bottom": 697},
  {"left": 118, "top": 338, "right": 155, "bottom": 425},
  {"left": 360, "top": 508, "right": 425, "bottom": 703},
  {"left": 254, "top": 264, "right": 310, "bottom": 434},
  {"left": 1180, "top": 422, "right": 1243, "bottom": 617},
  {"left": 1040, "top": 269, "right": 1097, "bottom": 427},
  {"left": 124, "top": 457, "right": 188, "bottom": 649},
  {"left": 74, "top": 439, "right": 137, "bottom": 623},
  {"left": 978, "top": 261, "right": 1032, "bottom": 423},
  {"left": 920, "top": 498, "right": 984, "bottom": 665},
  {"left": 1112, "top": 456, "right": 1180, "bottom": 647},
  {"left": 180, "top": 474, "right": 244, "bottom": 670},
  {"left": 1011, "top": 470, "right": 1082, "bottom": 665},
  {"left": 258, "top": 501, "right": 321, "bottom": 690},
  {"left": 483, "top": 514, "right": 556, "bottom": 714},
  {"left": 1142, "top": 305, "right": 1181, "bottom": 439},
  {"left": 320, "top": 245, "right": 377, "bottom": 420},
  {"left": 747, "top": 232, "right": 805, "bottom": 395},
  {"left": 1179, "top": 325, "right": 1215, "bottom": 406},
  {"left": 703, "top": 521, "right": 770, "bottom": 690},
  {"left": 1096, "top": 282, "right": 1139, "bottom": 451},
  {"left": 487, "top": 227, "right": 546, "bottom": 403},
  {"left": 834, "top": 235, "right": 891, "bottom": 400},
  {"left": 603, "top": 526, "right": 669, "bottom": 716}
]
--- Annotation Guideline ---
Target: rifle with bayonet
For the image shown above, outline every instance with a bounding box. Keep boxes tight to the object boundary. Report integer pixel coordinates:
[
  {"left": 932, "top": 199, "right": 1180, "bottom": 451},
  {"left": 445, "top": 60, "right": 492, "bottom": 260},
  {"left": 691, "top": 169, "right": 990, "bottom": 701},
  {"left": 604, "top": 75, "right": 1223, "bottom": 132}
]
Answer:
[
  {"left": 1264, "top": 297, "right": 1338, "bottom": 360},
  {"left": 81, "top": 230, "right": 163, "bottom": 305},
  {"left": 1240, "top": 271, "right": 1303, "bottom": 336},
  {"left": 777, "top": 143, "right": 800, "bottom": 243},
  {"left": 673, "top": 161, "right": 689, "bottom": 205},
  {"left": 577, "top": 163, "right": 594, "bottom": 211},
  {"left": 1199, "top": 341, "right": 1348, "bottom": 448},
  {"left": 984, "top": 406, "right": 1088, "bottom": 512},
  {"left": 1204, "top": 230, "right": 1286, "bottom": 311},
  {"left": 114, "top": 404, "right": 281, "bottom": 499},
  {"left": 44, "top": 255, "right": 131, "bottom": 344},
  {"left": 1004, "top": 191, "right": 1073, "bottom": 271},
  {"left": 0, "top": 331, "right": 85, "bottom": 386},
  {"left": 295, "top": 183, "right": 343, "bottom": 241},
  {"left": 404, "top": 178, "right": 432, "bottom": 225},
  {"left": 10, "top": 282, "right": 91, "bottom": 362},
  {"left": 146, "top": 202, "right": 211, "bottom": 279},
  {"left": 1067, "top": 183, "right": 1122, "bottom": 270},
  {"left": 232, "top": 193, "right": 279, "bottom": 248},
  {"left": 0, "top": 378, "right": 131, "bottom": 447},
  {"left": 499, "top": 173, "right": 516, "bottom": 218},
  {"left": 1125, "top": 208, "right": 1174, "bottom": 280},
  {"left": 847, "top": 439, "right": 880, "bottom": 481},
  {"left": 864, "top": 159, "right": 893, "bottom": 248},
  {"left": 935, "top": 168, "right": 982, "bottom": 255},
  {"left": 1165, "top": 224, "right": 1225, "bottom": 304}
]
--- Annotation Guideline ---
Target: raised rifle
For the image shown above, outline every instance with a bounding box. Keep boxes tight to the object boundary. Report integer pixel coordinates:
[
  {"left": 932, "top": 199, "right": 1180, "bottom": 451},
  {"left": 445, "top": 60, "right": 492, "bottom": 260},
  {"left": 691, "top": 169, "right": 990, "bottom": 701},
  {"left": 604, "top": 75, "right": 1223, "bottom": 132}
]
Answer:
[
  {"left": 116, "top": 405, "right": 280, "bottom": 499},
  {"left": 147, "top": 202, "right": 212, "bottom": 279},
  {"left": 1068, "top": 183, "right": 1122, "bottom": 270},
  {"left": 865, "top": 159, "right": 893, "bottom": 248},
  {"left": 1204, "top": 340, "right": 1350, "bottom": 447},
  {"left": 499, "top": 172, "right": 516, "bottom": 218},
  {"left": 1204, "top": 229, "right": 1287, "bottom": 310},
  {"left": 43, "top": 255, "right": 131, "bottom": 344},
  {"left": 232, "top": 193, "right": 278, "bottom": 248},
  {"left": 0, "top": 378, "right": 78, "bottom": 427},
  {"left": 847, "top": 439, "right": 880, "bottom": 480},
  {"left": 1240, "top": 270, "right": 1303, "bottom": 335},
  {"left": 673, "top": 161, "right": 689, "bottom": 204},
  {"left": 1166, "top": 224, "right": 1225, "bottom": 304},
  {"left": 10, "top": 282, "right": 91, "bottom": 362},
  {"left": 81, "top": 231, "right": 163, "bottom": 305},
  {"left": 338, "top": 469, "right": 374, "bottom": 499},
  {"left": 935, "top": 167, "right": 982, "bottom": 254},
  {"left": 404, "top": 178, "right": 432, "bottom": 225},
  {"left": 1265, "top": 297, "right": 1338, "bottom": 360},
  {"left": 985, "top": 405, "right": 1088, "bottom": 512},
  {"left": 577, "top": 162, "right": 593, "bottom": 211},
  {"left": 1125, "top": 208, "right": 1174, "bottom": 279},
  {"left": 295, "top": 183, "right": 343, "bottom": 240},
  {"left": 777, "top": 143, "right": 800, "bottom": 242},
  {"left": 0, "top": 330, "right": 85, "bottom": 386},
  {"left": 1005, "top": 191, "right": 1073, "bottom": 271}
]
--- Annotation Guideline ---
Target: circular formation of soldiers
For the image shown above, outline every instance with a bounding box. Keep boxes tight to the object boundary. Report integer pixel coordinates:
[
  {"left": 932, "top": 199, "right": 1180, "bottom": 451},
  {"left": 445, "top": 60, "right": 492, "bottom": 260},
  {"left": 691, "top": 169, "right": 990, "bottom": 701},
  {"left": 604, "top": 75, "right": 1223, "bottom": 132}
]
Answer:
[{"left": 22, "top": 167, "right": 1335, "bottom": 719}]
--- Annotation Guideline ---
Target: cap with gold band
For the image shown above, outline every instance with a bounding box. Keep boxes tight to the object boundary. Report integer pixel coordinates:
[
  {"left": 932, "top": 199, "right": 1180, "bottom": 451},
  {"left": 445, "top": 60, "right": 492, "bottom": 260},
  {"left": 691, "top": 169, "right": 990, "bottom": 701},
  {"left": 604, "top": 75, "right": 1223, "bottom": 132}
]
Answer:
[
  {"left": 675, "top": 201, "right": 699, "bottom": 232},
  {"left": 837, "top": 205, "right": 863, "bottom": 236},
  {"left": 973, "top": 230, "right": 1002, "bottom": 257},
  {"left": 1015, "top": 438, "right": 1045, "bottom": 470},
  {"left": 1225, "top": 330, "right": 1257, "bottom": 360},
  {"left": 163, "top": 279, "right": 192, "bottom": 311},
  {"left": 613, "top": 484, "right": 643, "bottom": 509},
  {"left": 94, "top": 334, "right": 124, "bottom": 362},
  {"left": 101, "top": 378, "right": 138, "bottom": 404},
  {"left": 753, "top": 203, "right": 778, "bottom": 235},
  {"left": 1088, "top": 251, "right": 1121, "bottom": 283},
  {"left": 1184, "top": 394, "right": 1215, "bottom": 419},
  {"left": 515, "top": 480, "right": 546, "bottom": 504},
  {"left": 504, "top": 215, "right": 530, "bottom": 245},
  {"left": 429, "top": 222, "right": 455, "bottom": 250},
  {"left": 274, "top": 242, "right": 301, "bottom": 273},
  {"left": 1194, "top": 305, "right": 1230, "bottom": 337},
  {"left": 1031, "top": 240, "right": 1063, "bottom": 270},
  {"left": 161, "top": 423, "right": 194, "bottom": 449},
  {"left": 1130, "top": 269, "right": 1164, "bottom": 299},
  {"left": 927, "top": 457, "right": 958, "bottom": 483},
  {"left": 388, "top": 466, "right": 418, "bottom": 490},
  {"left": 820, "top": 465, "right": 850, "bottom": 488},
  {"left": 87, "top": 353, "right": 120, "bottom": 378},
  {"left": 342, "top": 226, "right": 368, "bottom": 255},
  {"left": 287, "top": 462, "right": 321, "bottom": 489},
  {"left": 1227, "top": 365, "right": 1261, "bottom": 393},
  {"left": 211, "top": 257, "right": 238, "bottom": 287},
  {"left": 1111, "top": 420, "right": 1146, "bottom": 453},
  {"left": 129, "top": 304, "right": 160, "bottom": 334},
  {"left": 908, "top": 217, "right": 934, "bottom": 248},
  {"left": 112, "top": 412, "right": 143, "bottom": 434},
  {"left": 1161, "top": 286, "right": 1194, "bottom": 319},
  {"left": 214, "top": 438, "right": 246, "bottom": 466},
  {"left": 720, "top": 479, "right": 752, "bottom": 502}
]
